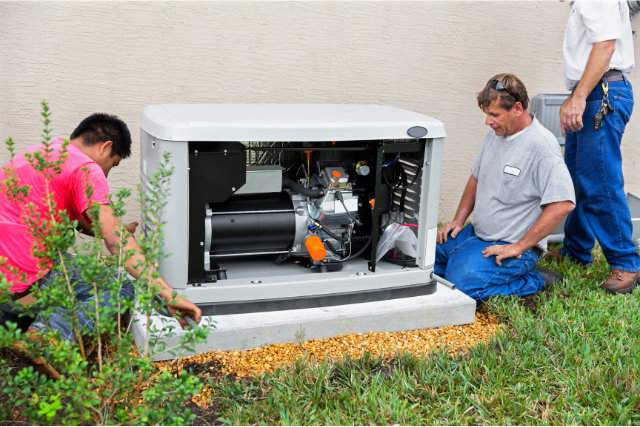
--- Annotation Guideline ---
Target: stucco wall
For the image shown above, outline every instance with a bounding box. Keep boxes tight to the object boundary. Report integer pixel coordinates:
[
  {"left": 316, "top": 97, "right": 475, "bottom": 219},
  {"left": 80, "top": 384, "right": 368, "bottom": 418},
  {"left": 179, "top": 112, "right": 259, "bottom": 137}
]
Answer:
[{"left": 2, "top": 1, "right": 640, "bottom": 228}]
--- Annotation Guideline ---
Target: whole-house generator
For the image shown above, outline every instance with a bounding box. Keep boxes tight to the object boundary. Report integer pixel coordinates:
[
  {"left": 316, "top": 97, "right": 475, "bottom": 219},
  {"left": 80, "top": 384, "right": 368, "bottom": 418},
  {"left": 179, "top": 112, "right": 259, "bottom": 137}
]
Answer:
[{"left": 139, "top": 104, "right": 446, "bottom": 316}]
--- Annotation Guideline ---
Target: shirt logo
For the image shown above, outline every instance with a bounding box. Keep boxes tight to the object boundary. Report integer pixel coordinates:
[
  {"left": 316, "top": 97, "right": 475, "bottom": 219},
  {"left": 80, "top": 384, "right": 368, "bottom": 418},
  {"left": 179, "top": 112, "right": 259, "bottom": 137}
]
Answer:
[{"left": 504, "top": 165, "right": 521, "bottom": 176}]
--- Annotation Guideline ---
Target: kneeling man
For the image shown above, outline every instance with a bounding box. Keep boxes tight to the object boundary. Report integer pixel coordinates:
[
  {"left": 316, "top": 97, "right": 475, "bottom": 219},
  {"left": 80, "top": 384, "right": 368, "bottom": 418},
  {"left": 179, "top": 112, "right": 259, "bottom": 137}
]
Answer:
[{"left": 437, "top": 74, "right": 576, "bottom": 301}]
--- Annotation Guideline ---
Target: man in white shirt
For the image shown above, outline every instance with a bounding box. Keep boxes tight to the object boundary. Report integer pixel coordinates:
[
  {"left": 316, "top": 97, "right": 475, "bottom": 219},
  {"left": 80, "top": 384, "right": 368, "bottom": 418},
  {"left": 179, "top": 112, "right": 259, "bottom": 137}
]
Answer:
[{"left": 547, "top": 0, "right": 640, "bottom": 294}]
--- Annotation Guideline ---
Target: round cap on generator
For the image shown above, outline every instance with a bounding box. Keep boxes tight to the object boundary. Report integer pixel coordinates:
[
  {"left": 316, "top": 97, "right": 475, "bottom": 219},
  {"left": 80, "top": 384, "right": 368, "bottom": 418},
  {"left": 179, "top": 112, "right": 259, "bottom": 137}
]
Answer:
[
  {"left": 407, "top": 126, "right": 428, "bottom": 138},
  {"left": 332, "top": 170, "right": 341, "bottom": 178},
  {"left": 305, "top": 235, "right": 326, "bottom": 261}
]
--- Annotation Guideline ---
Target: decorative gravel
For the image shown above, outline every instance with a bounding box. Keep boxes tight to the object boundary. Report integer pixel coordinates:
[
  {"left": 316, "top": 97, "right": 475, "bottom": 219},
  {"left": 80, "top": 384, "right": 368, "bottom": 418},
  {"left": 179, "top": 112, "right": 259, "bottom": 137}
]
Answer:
[{"left": 155, "top": 308, "right": 500, "bottom": 408}]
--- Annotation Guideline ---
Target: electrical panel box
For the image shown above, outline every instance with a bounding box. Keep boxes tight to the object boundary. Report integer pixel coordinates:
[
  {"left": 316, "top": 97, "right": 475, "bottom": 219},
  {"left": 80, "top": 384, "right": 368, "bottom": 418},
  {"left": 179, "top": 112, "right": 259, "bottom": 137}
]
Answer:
[{"left": 139, "top": 104, "right": 446, "bottom": 316}]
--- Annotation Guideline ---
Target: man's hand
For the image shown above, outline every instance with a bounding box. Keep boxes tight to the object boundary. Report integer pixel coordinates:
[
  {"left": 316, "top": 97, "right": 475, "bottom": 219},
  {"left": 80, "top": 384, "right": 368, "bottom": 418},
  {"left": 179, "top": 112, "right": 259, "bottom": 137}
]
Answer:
[
  {"left": 559, "top": 39, "right": 615, "bottom": 138},
  {"left": 560, "top": 94, "right": 587, "bottom": 137},
  {"left": 482, "top": 243, "right": 524, "bottom": 266},
  {"left": 97, "top": 205, "right": 202, "bottom": 330},
  {"left": 125, "top": 221, "right": 139, "bottom": 235},
  {"left": 437, "top": 220, "right": 465, "bottom": 244},
  {"left": 166, "top": 297, "right": 202, "bottom": 329}
]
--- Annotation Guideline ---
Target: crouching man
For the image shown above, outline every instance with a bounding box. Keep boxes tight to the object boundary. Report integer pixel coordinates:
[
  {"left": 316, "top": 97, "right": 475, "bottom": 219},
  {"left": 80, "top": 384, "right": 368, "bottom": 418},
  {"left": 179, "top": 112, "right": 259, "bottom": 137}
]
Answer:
[
  {"left": 0, "top": 113, "right": 201, "bottom": 376},
  {"left": 436, "top": 74, "right": 576, "bottom": 301}
]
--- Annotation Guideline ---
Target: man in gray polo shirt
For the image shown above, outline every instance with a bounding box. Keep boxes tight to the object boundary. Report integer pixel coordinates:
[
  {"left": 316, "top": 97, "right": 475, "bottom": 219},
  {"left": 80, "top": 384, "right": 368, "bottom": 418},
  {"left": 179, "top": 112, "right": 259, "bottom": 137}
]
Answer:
[{"left": 435, "top": 73, "right": 576, "bottom": 301}]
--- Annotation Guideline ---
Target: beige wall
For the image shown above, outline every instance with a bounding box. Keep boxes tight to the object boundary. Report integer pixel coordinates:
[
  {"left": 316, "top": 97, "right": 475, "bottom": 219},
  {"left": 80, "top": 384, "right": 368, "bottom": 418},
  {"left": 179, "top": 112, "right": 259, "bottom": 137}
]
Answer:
[{"left": 2, "top": 1, "right": 640, "bottom": 227}]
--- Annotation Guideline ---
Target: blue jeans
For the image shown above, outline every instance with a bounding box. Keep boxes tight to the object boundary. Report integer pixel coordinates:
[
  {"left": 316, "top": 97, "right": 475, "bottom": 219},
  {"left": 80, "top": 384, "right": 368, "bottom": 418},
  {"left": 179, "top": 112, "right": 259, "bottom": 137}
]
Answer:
[
  {"left": 435, "top": 225, "right": 545, "bottom": 301},
  {"left": 561, "top": 78, "right": 640, "bottom": 272},
  {"left": 0, "top": 256, "right": 135, "bottom": 342}
]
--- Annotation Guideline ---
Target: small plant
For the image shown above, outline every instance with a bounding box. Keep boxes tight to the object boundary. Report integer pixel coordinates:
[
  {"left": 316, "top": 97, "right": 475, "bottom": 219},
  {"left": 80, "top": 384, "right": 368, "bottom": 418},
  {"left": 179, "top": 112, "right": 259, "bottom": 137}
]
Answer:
[
  {"left": 0, "top": 101, "right": 214, "bottom": 425},
  {"left": 295, "top": 324, "right": 306, "bottom": 346}
]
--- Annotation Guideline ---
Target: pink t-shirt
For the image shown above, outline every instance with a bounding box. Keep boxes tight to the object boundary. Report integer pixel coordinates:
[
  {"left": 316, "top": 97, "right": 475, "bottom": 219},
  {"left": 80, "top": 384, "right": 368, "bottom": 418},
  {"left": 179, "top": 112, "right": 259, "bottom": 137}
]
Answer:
[{"left": 0, "top": 139, "right": 110, "bottom": 292}]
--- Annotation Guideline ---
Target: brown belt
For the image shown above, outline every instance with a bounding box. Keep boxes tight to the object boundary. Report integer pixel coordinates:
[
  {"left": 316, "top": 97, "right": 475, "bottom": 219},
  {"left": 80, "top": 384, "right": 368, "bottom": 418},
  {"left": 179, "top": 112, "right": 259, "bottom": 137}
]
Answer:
[
  {"left": 604, "top": 75, "right": 625, "bottom": 83},
  {"left": 603, "top": 69, "right": 625, "bottom": 83}
]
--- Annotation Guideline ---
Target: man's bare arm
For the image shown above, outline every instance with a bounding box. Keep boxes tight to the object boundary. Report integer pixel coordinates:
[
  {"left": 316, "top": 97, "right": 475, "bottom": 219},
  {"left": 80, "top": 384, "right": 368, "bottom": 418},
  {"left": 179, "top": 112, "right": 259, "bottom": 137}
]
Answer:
[
  {"left": 482, "top": 201, "right": 575, "bottom": 265},
  {"left": 76, "top": 217, "right": 138, "bottom": 237},
  {"left": 560, "top": 40, "right": 616, "bottom": 136},
  {"left": 437, "top": 175, "right": 477, "bottom": 244},
  {"left": 76, "top": 217, "right": 95, "bottom": 237},
  {"left": 97, "top": 204, "right": 201, "bottom": 327}
]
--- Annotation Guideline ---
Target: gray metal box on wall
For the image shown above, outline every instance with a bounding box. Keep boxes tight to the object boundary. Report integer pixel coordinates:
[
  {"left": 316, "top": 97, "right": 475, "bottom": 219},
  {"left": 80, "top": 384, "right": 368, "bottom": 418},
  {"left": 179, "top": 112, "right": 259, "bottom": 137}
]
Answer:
[{"left": 530, "top": 93, "right": 570, "bottom": 146}]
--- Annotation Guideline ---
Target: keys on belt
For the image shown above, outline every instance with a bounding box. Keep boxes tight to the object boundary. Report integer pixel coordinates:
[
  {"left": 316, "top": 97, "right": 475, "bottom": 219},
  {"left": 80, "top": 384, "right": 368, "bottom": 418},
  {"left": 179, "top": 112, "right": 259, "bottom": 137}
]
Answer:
[{"left": 594, "top": 80, "right": 610, "bottom": 131}]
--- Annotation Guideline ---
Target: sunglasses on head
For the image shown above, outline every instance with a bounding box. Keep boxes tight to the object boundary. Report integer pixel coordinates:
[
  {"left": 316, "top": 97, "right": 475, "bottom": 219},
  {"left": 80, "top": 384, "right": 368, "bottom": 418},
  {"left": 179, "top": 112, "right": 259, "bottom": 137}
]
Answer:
[{"left": 487, "top": 79, "right": 520, "bottom": 104}]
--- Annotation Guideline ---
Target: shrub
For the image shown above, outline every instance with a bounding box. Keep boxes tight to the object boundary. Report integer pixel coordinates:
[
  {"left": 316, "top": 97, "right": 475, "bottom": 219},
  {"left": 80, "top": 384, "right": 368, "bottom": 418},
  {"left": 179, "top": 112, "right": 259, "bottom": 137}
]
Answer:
[{"left": 0, "top": 101, "right": 213, "bottom": 425}]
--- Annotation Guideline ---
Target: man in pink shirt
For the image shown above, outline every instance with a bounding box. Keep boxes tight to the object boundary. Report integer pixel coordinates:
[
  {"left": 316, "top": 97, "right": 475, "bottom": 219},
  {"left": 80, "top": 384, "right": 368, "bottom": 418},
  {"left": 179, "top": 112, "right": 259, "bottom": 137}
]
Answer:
[{"left": 0, "top": 113, "right": 201, "bottom": 348}]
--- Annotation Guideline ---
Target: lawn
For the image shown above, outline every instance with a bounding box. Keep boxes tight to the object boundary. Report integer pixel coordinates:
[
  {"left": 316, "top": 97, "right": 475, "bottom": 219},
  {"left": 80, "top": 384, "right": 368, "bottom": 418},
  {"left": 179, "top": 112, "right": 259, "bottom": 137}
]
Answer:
[
  {"left": 2, "top": 247, "right": 639, "bottom": 425},
  {"left": 205, "top": 247, "right": 640, "bottom": 425}
]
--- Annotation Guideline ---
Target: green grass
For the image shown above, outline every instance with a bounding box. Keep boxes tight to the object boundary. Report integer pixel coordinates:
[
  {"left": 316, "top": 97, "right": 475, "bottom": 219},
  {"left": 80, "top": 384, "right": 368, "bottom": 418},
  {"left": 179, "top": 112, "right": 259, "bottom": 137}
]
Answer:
[{"left": 209, "top": 247, "right": 640, "bottom": 425}]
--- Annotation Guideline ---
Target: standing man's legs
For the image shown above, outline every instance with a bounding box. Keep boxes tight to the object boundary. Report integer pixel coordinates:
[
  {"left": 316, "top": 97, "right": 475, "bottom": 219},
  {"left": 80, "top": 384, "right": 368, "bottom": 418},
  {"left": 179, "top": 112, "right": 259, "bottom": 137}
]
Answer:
[
  {"left": 562, "top": 129, "right": 598, "bottom": 265},
  {"left": 561, "top": 80, "right": 640, "bottom": 286}
]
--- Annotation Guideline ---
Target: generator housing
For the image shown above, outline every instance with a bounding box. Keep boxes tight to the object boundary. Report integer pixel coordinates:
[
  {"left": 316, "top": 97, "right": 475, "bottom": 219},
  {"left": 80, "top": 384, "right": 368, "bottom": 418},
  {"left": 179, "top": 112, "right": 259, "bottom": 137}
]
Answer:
[{"left": 139, "top": 104, "right": 446, "bottom": 316}]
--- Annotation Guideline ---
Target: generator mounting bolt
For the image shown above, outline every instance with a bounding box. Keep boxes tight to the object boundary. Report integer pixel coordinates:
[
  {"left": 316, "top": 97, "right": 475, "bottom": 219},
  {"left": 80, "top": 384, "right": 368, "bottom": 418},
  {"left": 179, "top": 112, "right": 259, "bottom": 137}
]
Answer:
[
  {"left": 200, "top": 242, "right": 204, "bottom": 246},
  {"left": 356, "top": 272, "right": 366, "bottom": 276},
  {"left": 425, "top": 161, "right": 430, "bottom": 166},
  {"left": 232, "top": 187, "right": 236, "bottom": 191},
  {"left": 195, "top": 150, "right": 198, "bottom": 156},
  {"left": 251, "top": 280, "right": 262, "bottom": 284},
  {"left": 359, "top": 203, "right": 362, "bottom": 206},
  {"left": 224, "top": 149, "right": 227, "bottom": 155}
]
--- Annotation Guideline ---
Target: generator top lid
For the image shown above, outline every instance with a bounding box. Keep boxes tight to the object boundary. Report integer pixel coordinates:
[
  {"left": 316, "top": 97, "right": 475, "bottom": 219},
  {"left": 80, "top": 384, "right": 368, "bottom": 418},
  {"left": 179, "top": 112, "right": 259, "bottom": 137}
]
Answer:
[{"left": 139, "top": 104, "right": 446, "bottom": 142}]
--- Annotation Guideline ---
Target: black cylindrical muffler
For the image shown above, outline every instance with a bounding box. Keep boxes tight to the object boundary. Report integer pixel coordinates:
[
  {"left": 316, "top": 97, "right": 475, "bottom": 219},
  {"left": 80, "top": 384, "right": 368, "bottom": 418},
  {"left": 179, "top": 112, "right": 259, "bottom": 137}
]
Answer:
[{"left": 207, "top": 192, "right": 296, "bottom": 256}]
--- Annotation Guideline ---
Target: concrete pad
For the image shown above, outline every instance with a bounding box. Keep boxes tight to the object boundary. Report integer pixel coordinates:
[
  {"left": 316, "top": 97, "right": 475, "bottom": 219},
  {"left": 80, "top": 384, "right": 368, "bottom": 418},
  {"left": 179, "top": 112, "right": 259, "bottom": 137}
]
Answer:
[{"left": 132, "top": 284, "right": 476, "bottom": 361}]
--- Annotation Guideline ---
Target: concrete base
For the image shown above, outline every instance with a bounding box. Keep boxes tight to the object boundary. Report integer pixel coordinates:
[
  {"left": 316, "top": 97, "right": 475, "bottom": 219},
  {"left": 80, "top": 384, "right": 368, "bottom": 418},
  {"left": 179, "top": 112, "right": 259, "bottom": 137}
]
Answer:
[{"left": 132, "top": 283, "right": 476, "bottom": 361}]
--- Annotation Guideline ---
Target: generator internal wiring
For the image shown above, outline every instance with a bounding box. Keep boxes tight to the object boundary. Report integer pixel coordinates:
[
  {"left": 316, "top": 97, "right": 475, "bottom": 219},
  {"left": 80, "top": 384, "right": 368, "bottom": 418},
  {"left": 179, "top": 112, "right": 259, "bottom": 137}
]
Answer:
[
  {"left": 381, "top": 153, "right": 400, "bottom": 167},
  {"left": 322, "top": 225, "right": 354, "bottom": 262},
  {"left": 383, "top": 157, "right": 423, "bottom": 191},
  {"left": 334, "top": 191, "right": 358, "bottom": 224},
  {"left": 312, "top": 221, "right": 349, "bottom": 242}
]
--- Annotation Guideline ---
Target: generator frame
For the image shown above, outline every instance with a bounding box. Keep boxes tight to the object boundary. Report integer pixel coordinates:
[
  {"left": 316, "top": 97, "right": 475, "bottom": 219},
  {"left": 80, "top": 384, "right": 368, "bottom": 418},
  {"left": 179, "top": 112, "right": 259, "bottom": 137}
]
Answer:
[{"left": 139, "top": 104, "right": 446, "bottom": 316}]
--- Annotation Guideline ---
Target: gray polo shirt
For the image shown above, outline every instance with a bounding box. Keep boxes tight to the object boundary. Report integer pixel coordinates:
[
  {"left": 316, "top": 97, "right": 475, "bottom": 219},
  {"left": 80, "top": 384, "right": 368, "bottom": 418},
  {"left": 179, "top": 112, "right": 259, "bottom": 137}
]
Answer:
[{"left": 471, "top": 116, "right": 575, "bottom": 251}]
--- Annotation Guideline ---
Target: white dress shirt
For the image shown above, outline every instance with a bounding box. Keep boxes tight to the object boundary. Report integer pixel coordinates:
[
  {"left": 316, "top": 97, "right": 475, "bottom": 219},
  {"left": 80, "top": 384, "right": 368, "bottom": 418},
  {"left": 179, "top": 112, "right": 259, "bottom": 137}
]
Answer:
[{"left": 562, "top": 0, "right": 635, "bottom": 90}]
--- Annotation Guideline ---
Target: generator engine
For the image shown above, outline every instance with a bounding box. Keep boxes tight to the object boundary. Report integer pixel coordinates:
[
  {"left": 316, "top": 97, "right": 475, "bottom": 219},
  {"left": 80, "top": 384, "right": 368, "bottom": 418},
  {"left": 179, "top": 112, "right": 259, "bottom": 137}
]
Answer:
[{"left": 204, "top": 163, "right": 370, "bottom": 273}]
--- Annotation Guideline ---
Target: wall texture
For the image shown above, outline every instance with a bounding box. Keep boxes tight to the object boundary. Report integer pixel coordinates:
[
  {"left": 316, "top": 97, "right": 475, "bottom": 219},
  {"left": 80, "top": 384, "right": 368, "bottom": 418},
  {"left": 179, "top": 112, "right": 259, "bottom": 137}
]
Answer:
[{"left": 2, "top": 1, "right": 640, "bottom": 227}]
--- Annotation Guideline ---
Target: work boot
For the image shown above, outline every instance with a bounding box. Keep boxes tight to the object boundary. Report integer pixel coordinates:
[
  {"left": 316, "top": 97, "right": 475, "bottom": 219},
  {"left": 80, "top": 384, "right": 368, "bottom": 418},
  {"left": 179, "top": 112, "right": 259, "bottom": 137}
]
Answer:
[
  {"left": 533, "top": 265, "right": 564, "bottom": 287},
  {"left": 601, "top": 270, "right": 640, "bottom": 295},
  {"left": 11, "top": 328, "right": 61, "bottom": 380}
]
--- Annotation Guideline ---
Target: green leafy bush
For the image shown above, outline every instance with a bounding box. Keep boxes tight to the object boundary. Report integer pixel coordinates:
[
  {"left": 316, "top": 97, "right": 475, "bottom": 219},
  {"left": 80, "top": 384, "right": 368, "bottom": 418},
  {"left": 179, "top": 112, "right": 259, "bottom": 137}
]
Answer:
[{"left": 0, "top": 101, "right": 213, "bottom": 425}]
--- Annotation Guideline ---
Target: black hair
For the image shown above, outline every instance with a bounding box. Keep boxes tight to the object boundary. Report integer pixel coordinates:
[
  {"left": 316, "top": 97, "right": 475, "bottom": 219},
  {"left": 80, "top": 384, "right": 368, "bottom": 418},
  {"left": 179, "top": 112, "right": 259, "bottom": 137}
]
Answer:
[{"left": 70, "top": 113, "right": 132, "bottom": 159}]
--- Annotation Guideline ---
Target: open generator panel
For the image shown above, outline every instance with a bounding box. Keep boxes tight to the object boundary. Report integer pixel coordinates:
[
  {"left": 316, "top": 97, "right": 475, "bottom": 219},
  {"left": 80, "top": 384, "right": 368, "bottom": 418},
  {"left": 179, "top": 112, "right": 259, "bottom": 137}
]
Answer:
[{"left": 140, "top": 104, "right": 446, "bottom": 315}]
